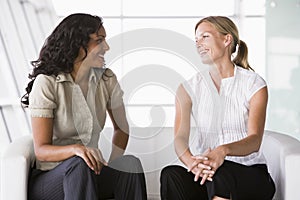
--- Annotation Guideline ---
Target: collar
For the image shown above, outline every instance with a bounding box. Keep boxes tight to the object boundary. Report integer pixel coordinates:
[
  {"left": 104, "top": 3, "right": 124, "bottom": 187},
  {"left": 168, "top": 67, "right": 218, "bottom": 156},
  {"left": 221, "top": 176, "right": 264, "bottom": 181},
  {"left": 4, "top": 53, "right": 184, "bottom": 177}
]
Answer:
[
  {"left": 89, "top": 67, "right": 106, "bottom": 83},
  {"left": 55, "top": 73, "right": 73, "bottom": 83},
  {"left": 55, "top": 68, "right": 105, "bottom": 83}
]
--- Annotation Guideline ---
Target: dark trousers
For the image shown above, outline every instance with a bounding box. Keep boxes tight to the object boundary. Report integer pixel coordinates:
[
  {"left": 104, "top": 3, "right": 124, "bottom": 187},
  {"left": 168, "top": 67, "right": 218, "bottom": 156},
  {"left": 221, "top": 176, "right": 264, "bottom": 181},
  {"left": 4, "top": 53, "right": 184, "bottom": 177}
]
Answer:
[
  {"left": 28, "top": 155, "right": 147, "bottom": 200},
  {"left": 160, "top": 160, "right": 276, "bottom": 200}
]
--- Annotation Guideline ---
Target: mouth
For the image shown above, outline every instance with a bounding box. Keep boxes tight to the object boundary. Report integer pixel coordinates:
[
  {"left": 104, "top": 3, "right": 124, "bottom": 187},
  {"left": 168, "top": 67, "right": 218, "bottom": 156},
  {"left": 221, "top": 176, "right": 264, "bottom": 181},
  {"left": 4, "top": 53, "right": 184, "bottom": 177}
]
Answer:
[
  {"left": 97, "top": 54, "right": 106, "bottom": 67},
  {"left": 98, "top": 54, "right": 105, "bottom": 62},
  {"left": 197, "top": 48, "right": 209, "bottom": 57}
]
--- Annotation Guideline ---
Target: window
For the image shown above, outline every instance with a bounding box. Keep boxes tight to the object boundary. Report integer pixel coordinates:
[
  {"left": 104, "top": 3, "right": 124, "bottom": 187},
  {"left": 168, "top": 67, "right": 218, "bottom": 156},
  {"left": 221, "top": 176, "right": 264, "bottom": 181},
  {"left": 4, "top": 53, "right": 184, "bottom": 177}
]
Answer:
[
  {"left": 50, "top": 0, "right": 266, "bottom": 127},
  {"left": 0, "top": 0, "right": 267, "bottom": 138}
]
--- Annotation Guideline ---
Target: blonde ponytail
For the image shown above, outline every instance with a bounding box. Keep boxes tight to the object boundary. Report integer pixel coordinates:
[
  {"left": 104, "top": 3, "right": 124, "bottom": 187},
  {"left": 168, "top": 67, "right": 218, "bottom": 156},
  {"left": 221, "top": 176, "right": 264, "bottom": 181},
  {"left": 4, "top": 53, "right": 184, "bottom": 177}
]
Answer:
[{"left": 233, "top": 40, "right": 254, "bottom": 71}]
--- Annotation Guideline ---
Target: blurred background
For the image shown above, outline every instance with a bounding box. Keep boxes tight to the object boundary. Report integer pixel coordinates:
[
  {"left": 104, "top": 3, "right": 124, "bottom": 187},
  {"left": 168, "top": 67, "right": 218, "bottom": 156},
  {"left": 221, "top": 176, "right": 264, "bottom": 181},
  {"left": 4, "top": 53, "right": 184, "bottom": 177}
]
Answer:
[{"left": 0, "top": 0, "right": 300, "bottom": 150}]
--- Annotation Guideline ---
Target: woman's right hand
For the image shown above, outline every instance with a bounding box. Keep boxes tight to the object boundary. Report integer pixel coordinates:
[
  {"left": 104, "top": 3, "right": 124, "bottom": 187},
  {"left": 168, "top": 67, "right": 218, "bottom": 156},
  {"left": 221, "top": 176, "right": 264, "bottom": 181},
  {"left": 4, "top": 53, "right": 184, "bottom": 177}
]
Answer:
[
  {"left": 188, "top": 148, "right": 215, "bottom": 185},
  {"left": 73, "top": 144, "right": 108, "bottom": 175}
]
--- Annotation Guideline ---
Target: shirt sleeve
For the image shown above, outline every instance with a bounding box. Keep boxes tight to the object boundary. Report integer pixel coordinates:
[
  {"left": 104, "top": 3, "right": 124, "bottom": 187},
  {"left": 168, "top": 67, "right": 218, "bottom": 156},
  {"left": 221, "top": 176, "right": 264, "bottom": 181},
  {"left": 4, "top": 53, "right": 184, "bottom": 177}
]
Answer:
[
  {"left": 28, "top": 75, "right": 57, "bottom": 118},
  {"left": 182, "top": 79, "right": 195, "bottom": 103},
  {"left": 104, "top": 69, "right": 124, "bottom": 109},
  {"left": 247, "top": 74, "right": 267, "bottom": 101}
]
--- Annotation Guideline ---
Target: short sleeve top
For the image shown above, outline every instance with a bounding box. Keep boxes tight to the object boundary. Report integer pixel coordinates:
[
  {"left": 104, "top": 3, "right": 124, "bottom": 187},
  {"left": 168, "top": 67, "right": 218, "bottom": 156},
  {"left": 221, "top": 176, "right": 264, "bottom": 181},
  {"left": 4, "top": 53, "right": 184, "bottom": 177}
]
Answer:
[
  {"left": 29, "top": 68, "right": 124, "bottom": 170},
  {"left": 182, "top": 66, "right": 267, "bottom": 166}
]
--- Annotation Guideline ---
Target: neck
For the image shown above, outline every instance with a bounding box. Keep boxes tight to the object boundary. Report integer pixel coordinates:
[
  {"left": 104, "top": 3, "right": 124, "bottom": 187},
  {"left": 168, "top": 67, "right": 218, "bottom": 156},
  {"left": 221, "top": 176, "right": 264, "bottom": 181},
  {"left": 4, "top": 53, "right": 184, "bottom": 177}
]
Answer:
[
  {"left": 71, "top": 63, "right": 89, "bottom": 84},
  {"left": 210, "top": 60, "right": 235, "bottom": 79}
]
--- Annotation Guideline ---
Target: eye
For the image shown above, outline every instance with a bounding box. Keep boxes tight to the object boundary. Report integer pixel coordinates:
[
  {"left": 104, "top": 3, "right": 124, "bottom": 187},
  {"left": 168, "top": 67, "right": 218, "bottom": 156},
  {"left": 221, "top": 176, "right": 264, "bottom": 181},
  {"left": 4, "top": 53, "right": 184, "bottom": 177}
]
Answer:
[{"left": 96, "top": 39, "right": 103, "bottom": 44}]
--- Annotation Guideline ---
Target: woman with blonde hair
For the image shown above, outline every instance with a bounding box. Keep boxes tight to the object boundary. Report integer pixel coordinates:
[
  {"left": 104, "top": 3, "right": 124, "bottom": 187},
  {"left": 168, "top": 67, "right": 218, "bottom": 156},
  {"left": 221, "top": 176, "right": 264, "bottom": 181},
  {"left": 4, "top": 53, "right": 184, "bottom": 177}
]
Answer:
[{"left": 160, "top": 16, "right": 275, "bottom": 200}]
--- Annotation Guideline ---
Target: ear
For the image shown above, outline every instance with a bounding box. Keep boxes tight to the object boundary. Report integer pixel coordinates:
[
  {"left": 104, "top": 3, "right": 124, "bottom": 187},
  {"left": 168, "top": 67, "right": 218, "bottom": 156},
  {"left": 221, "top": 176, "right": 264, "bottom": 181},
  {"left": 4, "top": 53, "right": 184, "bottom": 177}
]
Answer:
[{"left": 224, "top": 34, "right": 233, "bottom": 47}]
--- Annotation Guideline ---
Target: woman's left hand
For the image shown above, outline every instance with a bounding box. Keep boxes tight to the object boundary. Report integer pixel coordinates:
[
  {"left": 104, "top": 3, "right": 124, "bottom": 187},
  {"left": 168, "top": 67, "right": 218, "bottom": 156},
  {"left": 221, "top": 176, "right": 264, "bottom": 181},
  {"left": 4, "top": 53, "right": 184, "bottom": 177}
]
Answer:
[{"left": 192, "top": 146, "right": 226, "bottom": 184}]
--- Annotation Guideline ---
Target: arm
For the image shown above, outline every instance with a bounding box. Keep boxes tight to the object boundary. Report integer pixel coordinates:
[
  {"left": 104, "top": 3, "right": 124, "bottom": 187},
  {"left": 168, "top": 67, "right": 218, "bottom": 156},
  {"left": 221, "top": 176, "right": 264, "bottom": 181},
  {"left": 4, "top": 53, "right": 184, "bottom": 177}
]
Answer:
[
  {"left": 32, "top": 117, "right": 104, "bottom": 174},
  {"left": 174, "top": 84, "right": 194, "bottom": 167},
  {"left": 107, "top": 103, "right": 129, "bottom": 162},
  {"left": 175, "top": 85, "right": 213, "bottom": 184},
  {"left": 174, "top": 84, "right": 211, "bottom": 173}
]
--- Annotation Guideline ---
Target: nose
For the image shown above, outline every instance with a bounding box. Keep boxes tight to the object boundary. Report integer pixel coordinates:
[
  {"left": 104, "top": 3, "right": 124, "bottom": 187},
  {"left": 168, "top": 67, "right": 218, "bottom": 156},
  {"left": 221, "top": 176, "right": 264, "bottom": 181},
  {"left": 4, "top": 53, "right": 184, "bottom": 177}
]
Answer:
[
  {"left": 103, "top": 40, "right": 110, "bottom": 51},
  {"left": 195, "top": 39, "right": 202, "bottom": 48}
]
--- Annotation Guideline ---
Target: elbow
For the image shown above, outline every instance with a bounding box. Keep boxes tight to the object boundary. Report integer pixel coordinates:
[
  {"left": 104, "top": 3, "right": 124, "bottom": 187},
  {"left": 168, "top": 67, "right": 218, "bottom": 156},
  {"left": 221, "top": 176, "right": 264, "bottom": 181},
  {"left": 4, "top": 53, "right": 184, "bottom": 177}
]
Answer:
[
  {"left": 253, "top": 146, "right": 260, "bottom": 153},
  {"left": 34, "top": 150, "right": 45, "bottom": 161},
  {"left": 254, "top": 142, "right": 262, "bottom": 152},
  {"left": 253, "top": 136, "right": 263, "bottom": 153},
  {"left": 34, "top": 146, "right": 48, "bottom": 161},
  {"left": 174, "top": 135, "right": 189, "bottom": 157}
]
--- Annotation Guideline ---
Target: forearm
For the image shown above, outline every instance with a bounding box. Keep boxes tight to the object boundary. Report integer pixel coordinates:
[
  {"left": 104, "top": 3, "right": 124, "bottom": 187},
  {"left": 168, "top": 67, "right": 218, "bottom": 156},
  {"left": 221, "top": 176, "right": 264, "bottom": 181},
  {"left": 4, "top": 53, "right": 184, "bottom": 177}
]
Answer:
[
  {"left": 34, "top": 143, "right": 82, "bottom": 162},
  {"left": 221, "top": 134, "right": 262, "bottom": 157},
  {"left": 174, "top": 136, "right": 195, "bottom": 168},
  {"left": 109, "top": 129, "right": 129, "bottom": 162}
]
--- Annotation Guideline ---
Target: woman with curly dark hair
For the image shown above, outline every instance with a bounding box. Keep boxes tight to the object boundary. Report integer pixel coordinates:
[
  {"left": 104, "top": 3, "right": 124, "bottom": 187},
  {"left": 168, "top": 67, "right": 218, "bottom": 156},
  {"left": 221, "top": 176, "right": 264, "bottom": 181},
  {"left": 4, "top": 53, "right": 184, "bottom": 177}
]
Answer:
[{"left": 23, "top": 13, "right": 147, "bottom": 200}]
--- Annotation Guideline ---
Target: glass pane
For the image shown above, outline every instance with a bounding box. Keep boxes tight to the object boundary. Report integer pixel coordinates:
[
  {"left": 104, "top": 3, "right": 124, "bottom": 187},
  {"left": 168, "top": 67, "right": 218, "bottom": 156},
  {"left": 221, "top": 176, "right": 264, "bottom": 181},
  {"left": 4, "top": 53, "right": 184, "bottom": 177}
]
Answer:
[
  {"left": 102, "top": 19, "right": 122, "bottom": 38},
  {"left": 122, "top": 18, "right": 199, "bottom": 39},
  {"left": 123, "top": 0, "right": 234, "bottom": 16},
  {"left": 126, "top": 106, "right": 175, "bottom": 127},
  {"left": 51, "top": 0, "right": 121, "bottom": 16},
  {"left": 2, "top": 106, "right": 31, "bottom": 141},
  {"left": 0, "top": 108, "right": 11, "bottom": 146},
  {"left": 243, "top": 0, "right": 266, "bottom": 16},
  {"left": 241, "top": 17, "right": 266, "bottom": 77},
  {"left": 128, "top": 85, "right": 175, "bottom": 105},
  {"left": 0, "top": 37, "right": 13, "bottom": 99}
]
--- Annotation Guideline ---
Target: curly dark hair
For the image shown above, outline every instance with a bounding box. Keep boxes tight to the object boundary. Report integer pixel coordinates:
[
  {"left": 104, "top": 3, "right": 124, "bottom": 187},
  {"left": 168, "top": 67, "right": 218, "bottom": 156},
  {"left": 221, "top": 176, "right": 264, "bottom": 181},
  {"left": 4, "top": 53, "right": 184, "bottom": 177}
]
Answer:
[{"left": 21, "top": 13, "right": 105, "bottom": 107}]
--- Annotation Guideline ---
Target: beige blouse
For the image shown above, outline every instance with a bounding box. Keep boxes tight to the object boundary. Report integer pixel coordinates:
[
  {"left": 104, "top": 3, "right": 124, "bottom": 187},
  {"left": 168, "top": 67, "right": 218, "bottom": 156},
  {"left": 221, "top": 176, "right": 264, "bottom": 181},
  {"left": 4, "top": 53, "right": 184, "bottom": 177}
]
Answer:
[{"left": 29, "top": 68, "right": 124, "bottom": 170}]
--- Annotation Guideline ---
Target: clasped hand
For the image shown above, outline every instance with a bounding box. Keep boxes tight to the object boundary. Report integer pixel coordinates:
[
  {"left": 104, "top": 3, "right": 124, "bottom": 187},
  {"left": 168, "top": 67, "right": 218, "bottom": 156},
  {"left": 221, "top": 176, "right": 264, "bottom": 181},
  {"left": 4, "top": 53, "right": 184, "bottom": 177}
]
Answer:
[{"left": 188, "top": 147, "right": 225, "bottom": 185}]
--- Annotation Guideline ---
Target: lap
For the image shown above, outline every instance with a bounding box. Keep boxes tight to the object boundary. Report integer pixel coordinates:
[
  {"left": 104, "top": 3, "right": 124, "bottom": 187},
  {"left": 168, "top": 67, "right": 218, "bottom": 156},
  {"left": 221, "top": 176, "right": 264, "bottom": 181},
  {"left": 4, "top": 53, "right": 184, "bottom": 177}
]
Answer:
[
  {"left": 161, "top": 161, "right": 275, "bottom": 200},
  {"left": 28, "top": 155, "right": 145, "bottom": 199},
  {"left": 207, "top": 160, "right": 275, "bottom": 200}
]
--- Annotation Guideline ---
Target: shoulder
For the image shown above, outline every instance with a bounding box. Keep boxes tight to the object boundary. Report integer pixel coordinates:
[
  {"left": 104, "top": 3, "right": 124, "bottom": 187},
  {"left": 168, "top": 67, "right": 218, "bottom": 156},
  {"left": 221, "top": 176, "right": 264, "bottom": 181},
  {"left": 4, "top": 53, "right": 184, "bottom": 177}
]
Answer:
[
  {"left": 176, "top": 84, "right": 192, "bottom": 106},
  {"left": 34, "top": 74, "right": 56, "bottom": 84},
  {"left": 187, "top": 72, "right": 204, "bottom": 83},
  {"left": 236, "top": 66, "right": 266, "bottom": 87},
  {"left": 33, "top": 74, "right": 57, "bottom": 91},
  {"left": 183, "top": 72, "right": 204, "bottom": 89}
]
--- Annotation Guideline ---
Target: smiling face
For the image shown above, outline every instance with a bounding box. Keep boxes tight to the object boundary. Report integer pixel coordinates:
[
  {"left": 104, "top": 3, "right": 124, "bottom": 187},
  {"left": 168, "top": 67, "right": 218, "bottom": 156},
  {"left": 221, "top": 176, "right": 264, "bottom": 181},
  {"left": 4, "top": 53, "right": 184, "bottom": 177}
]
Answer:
[
  {"left": 85, "top": 26, "right": 109, "bottom": 68},
  {"left": 195, "top": 22, "right": 228, "bottom": 65}
]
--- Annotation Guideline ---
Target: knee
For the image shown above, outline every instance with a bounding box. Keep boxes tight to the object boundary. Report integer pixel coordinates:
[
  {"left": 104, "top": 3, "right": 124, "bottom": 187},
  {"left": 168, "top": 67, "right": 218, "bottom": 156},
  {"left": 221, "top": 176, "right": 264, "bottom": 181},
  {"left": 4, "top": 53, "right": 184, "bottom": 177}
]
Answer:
[
  {"left": 65, "top": 156, "right": 91, "bottom": 175},
  {"left": 122, "top": 155, "right": 142, "bottom": 166},
  {"left": 109, "top": 155, "right": 144, "bottom": 173},
  {"left": 160, "top": 165, "right": 180, "bottom": 183}
]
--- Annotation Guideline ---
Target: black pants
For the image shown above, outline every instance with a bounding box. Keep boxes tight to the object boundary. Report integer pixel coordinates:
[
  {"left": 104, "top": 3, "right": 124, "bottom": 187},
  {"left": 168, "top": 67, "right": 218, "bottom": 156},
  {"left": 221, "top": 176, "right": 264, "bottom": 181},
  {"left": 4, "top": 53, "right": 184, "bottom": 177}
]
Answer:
[
  {"left": 160, "top": 160, "right": 275, "bottom": 200},
  {"left": 28, "top": 155, "right": 147, "bottom": 200}
]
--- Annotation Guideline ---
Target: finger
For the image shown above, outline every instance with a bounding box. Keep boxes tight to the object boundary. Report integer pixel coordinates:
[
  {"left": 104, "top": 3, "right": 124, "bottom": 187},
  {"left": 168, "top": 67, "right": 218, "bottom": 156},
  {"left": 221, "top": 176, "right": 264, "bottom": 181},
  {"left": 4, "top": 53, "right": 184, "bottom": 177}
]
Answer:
[
  {"left": 194, "top": 169, "right": 202, "bottom": 182},
  {"left": 80, "top": 153, "right": 94, "bottom": 171},
  {"left": 202, "top": 160, "right": 211, "bottom": 166},
  {"left": 95, "top": 149, "right": 108, "bottom": 166},
  {"left": 202, "top": 169, "right": 215, "bottom": 175},
  {"left": 200, "top": 173, "right": 209, "bottom": 185},
  {"left": 96, "top": 160, "right": 103, "bottom": 175},
  {"left": 188, "top": 160, "right": 201, "bottom": 172},
  {"left": 207, "top": 177, "right": 213, "bottom": 182},
  {"left": 191, "top": 155, "right": 208, "bottom": 160},
  {"left": 86, "top": 150, "right": 99, "bottom": 173},
  {"left": 197, "top": 163, "right": 211, "bottom": 170}
]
